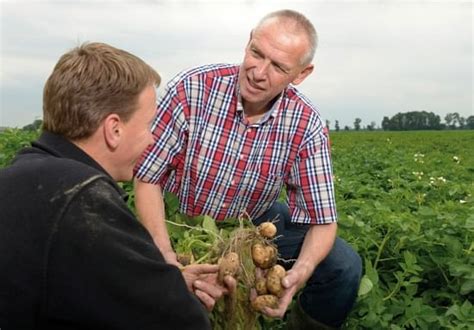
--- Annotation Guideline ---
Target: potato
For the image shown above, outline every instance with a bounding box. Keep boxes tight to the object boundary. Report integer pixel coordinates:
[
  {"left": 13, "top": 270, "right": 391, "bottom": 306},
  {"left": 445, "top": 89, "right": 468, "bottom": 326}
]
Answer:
[
  {"left": 251, "top": 243, "right": 265, "bottom": 264},
  {"left": 176, "top": 253, "right": 193, "bottom": 266},
  {"left": 218, "top": 252, "right": 240, "bottom": 283},
  {"left": 251, "top": 243, "right": 277, "bottom": 269},
  {"left": 255, "top": 277, "right": 268, "bottom": 295},
  {"left": 267, "top": 264, "right": 286, "bottom": 279},
  {"left": 257, "top": 222, "right": 277, "bottom": 239},
  {"left": 266, "top": 264, "right": 286, "bottom": 297},
  {"left": 251, "top": 294, "right": 279, "bottom": 312},
  {"left": 266, "top": 274, "right": 283, "bottom": 297}
]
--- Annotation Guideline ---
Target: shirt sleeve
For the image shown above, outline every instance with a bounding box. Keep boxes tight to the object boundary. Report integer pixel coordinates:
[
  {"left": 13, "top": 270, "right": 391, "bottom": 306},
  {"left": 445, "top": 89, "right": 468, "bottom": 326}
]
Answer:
[
  {"left": 45, "top": 178, "right": 210, "bottom": 330},
  {"left": 134, "top": 75, "right": 189, "bottom": 190},
  {"left": 286, "top": 121, "right": 338, "bottom": 225}
]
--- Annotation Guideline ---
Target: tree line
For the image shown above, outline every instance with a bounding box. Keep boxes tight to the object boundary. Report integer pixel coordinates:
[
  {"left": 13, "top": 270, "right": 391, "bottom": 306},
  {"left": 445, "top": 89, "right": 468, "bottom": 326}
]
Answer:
[
  {"left": 15, "top": 112, "right": 474, "bottom": 133},
  {"left": 327, "top": 111, "right": 474, "bottom": 131}
]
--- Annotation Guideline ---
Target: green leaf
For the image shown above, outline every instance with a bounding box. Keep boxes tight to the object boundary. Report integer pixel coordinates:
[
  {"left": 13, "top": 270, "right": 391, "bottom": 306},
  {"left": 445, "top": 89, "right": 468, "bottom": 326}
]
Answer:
[
  {"left": 417, "top": 206, "right": 436, "bottom": 216},
  {"left": 202, "top": 215, "right": 218, "bottom": 234},
  {"left": 460, "top": 279, "right": 474, "bottom": 295},
  {"left": 460, "top": 299, "right": 473, "bottom": 317},
  {"left": 466, "top": 214, "right": 474, "bottom": 230},
  {"left": 164, "top": 191, "right": 180, "bottom": 217},
  {"left": 364, "top": 258, "right": 379, "bottom": 285},
  {"left": 358, "top": 275, "right": 373, "bottom": 296}
]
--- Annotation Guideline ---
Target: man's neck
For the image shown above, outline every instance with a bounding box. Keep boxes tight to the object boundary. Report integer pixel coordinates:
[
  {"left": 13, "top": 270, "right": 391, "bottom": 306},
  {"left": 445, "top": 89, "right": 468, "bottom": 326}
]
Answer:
[
  {"left": 242, "top": 96, "right": 279, "bottom": 124},
  {"left": 72, "top": 134, "right": 117, "bottom": 181},
  {"left": 243, "top": 111, "right": 266, "bottom": 125}
]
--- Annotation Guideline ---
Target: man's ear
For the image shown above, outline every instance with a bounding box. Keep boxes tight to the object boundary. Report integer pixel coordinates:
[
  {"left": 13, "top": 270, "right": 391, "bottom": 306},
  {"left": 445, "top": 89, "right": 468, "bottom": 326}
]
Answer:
[
  {"left": 103, "top": 113, "right": 122, "bottom": 149},
  {"left": 292, "top": 63, "right": 314, "bottom": 86}
]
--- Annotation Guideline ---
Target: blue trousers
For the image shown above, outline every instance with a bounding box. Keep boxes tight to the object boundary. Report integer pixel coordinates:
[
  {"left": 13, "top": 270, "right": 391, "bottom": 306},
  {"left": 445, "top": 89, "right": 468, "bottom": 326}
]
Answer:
[{"left": 254, "top": 202, "right": 362, "bottom": 328}]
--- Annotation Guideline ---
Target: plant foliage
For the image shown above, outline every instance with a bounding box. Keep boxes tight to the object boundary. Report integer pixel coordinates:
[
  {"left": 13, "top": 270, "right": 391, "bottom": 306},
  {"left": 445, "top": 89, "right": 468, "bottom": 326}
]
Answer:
[{"left": 2, "top": 129, "right": 473, "bottom": 329}]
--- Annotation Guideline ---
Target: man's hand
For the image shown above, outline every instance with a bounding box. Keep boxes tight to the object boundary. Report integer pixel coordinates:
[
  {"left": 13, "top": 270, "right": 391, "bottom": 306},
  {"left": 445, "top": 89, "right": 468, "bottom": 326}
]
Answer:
[
  {"left": 181, "top": 264, "right": 237, "bottom": 311},
  {"left": 260, "top": 223, "right": 337, "bottom": 318},
  {"left": 259, "top": 266, "right": 308, "bottom": 318}
]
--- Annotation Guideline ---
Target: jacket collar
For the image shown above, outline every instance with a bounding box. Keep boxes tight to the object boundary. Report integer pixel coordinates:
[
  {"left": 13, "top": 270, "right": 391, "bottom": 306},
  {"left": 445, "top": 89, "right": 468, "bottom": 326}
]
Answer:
[{"left": 31, "top": 131, "right": 128, "bottom": 200}]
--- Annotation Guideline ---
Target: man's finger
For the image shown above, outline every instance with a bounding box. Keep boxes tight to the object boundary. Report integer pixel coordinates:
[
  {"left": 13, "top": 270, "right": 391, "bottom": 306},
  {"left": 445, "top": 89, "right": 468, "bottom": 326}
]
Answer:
[
  {"left": 261, "top": 287, "right": 295, "bottom": 318},
  {"left": 254, "top": 267, "right": 264, "bottom": 279},
  {"left": 281, "top": 270, "right": 299, "bottom": 289},
  {"left": 191, "top": 264, "right": 219, "bottom": 275},
  {"left": 194, "top": 280, "right": 225, "bottom": 299},
  {"left": 194, "top": 289, "right": 216, "bottom": 312},
  {"left": 223, "top": 275, "right": 237, "bottom": 295},
  {"left": 262, "top": 306, "right": 285, "bottom": 319},
  {"left": 263, "top": 295, "right": 292, "bottom": 318},
  {"left": 249, "top": 287, "right": 258, "bottom": 301}
]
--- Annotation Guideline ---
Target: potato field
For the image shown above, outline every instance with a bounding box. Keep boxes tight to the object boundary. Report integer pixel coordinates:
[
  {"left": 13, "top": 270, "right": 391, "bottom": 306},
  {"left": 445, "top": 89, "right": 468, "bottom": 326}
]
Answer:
[{"left": 1, "top": 129, "right": 473, "bottom": 329}]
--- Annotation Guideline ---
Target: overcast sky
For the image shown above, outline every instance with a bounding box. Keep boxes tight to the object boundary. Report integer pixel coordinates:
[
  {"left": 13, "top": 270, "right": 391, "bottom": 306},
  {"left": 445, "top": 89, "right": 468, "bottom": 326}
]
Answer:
[{"left": 1, "top": 0, "right": 472, "bottom": 129}]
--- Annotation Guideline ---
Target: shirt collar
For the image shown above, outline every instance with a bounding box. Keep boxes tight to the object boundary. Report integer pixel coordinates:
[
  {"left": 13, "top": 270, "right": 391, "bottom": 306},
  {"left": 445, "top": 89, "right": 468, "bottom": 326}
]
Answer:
[{"left": 234, "top": 74, "right": 286, "bottom": 126}]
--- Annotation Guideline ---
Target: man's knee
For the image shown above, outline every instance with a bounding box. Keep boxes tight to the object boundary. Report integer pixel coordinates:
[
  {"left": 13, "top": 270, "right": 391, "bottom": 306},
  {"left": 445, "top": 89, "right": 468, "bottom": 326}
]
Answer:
[
  {"left": 299, "top": 239, "right": 362, "bottom": 327},
  {"left": 338, "top": 241, "right": 362, "bottom": 287},
  {"left": 312, "top": 238, "right": 362, "bottom": 287}
]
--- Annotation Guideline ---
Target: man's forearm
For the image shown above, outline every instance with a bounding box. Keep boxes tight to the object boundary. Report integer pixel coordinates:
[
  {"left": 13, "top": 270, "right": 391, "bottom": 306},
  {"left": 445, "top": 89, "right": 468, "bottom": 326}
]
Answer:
[
  {"left": 292, "top": 222, "right": 338, "bottom": 282},
  {"left": 134, "top": 179, "right": 175, "bottom": 258}
]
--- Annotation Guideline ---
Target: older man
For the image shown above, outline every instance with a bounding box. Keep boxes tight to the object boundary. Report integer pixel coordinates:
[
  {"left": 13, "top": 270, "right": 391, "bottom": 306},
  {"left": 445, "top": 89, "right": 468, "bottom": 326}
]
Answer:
[{"left": 135, "top": 10, "right": 362, "bottom": 329}]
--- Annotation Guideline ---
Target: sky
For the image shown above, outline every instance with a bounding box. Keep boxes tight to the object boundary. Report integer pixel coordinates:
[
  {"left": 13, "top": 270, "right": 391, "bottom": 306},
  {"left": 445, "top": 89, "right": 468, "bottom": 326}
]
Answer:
[{"left": 0, "top": 0, "right": 472, "bottom": 129}]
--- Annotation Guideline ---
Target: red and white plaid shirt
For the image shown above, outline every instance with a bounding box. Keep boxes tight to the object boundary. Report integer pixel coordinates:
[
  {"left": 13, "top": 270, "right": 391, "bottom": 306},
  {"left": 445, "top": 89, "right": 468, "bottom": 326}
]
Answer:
[{"left": 135, "top": 64, "right": 337, "bottom": 224}]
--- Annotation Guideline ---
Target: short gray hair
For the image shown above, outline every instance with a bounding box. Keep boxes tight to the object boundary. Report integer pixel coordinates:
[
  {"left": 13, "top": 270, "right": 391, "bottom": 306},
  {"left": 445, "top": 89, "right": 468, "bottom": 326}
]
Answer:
[{"left": 255, "top": 9, "right": 318, "bottom": 65}]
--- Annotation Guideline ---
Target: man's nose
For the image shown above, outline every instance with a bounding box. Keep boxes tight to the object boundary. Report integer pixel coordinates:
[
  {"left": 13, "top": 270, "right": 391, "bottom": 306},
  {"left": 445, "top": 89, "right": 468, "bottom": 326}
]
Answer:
[{"left": 254, "top": 60, "right": 270, "bottom": 80}]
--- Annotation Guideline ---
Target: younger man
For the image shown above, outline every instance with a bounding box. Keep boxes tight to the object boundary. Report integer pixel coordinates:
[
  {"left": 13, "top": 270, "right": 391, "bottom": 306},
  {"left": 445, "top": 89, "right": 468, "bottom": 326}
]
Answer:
[{"left": 0, "top": 42, "right": 214, "bottom": 329}]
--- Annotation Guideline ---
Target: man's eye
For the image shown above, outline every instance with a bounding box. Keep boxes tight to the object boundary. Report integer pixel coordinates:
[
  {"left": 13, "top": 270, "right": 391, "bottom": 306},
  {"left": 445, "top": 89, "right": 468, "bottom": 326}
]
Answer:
[
  {"left": 251, "top": 49, "right": 262, "bottom": 57},
  {"left": 274, "top": 65, "right": 286, "bottom": 73}
]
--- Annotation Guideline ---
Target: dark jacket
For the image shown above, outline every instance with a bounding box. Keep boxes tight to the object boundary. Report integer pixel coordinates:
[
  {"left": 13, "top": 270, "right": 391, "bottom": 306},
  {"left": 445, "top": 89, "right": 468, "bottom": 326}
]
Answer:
[{"left": 0, "top": 132, "right": 210, "bottom": 330}]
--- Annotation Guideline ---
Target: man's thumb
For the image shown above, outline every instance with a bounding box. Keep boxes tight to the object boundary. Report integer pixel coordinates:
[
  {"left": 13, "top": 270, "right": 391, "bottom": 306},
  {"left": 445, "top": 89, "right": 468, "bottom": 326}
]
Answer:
[{"left": 281, "top": 270, "right": 298, "bottom": 289}]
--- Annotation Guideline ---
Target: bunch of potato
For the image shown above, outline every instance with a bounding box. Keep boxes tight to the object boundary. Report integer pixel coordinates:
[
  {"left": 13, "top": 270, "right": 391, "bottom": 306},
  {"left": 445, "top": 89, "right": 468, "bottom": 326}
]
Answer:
[
  {"left": 250, "top": 222, "right": 286, "bottom": 313},
  {"left": 251, "top": 264, "right": 286, "bottom": 312}
]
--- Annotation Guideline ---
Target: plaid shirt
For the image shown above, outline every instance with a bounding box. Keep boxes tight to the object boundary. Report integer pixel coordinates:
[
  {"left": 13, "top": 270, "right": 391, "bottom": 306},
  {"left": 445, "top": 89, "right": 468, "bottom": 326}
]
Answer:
[{"left": 135, "top": 64, "right": 337, "bottom": 224}]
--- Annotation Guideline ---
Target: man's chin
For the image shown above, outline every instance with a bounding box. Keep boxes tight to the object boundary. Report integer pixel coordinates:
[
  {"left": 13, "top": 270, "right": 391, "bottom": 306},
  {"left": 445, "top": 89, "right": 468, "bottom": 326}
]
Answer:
[{"left": 241, "top": 89, "right": 263, "bottom": 104}]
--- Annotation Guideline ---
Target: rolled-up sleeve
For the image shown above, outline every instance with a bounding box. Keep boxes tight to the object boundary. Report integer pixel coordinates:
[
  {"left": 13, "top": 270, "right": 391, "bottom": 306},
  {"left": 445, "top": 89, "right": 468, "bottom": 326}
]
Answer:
[{"left": 287, "top": 124, "right": 337, "bottom": 225}]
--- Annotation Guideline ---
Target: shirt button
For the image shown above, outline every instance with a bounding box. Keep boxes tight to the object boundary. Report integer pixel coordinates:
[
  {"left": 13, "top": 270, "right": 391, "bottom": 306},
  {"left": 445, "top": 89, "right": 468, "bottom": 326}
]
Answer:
[
  {"left": 239, "top": 154, "right": 244, "bottom": 160},
  {"left": 231, "top": 180, "right": 235, "bottom": 185},
  {"left": 247, "top": 128, "right": 252, "bottom": 133},
  {"left": 222, "top": 203, "right": 227, "bottom": 207}
]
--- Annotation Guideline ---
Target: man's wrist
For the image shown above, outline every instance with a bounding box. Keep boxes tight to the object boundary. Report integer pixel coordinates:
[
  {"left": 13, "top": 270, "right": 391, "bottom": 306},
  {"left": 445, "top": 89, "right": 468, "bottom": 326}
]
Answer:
[{"left": 292, "top": 259, "right": 316, "bottom": 278}]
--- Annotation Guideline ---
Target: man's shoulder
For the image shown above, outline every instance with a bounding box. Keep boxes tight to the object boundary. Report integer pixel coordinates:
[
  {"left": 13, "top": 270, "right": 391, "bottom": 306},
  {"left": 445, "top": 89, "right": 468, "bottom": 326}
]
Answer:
[
  {"left": 283, "top": 85, "right": 321, "bottom": 119},
  {"left": 174, "top": 63, "right": 239, "bottom": 83},
  {"left": 0, "top": 149, "right": 118, "bottom": 229},
  {"left": 1, "top": 150, "right": 109, "bottom": 191}
]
